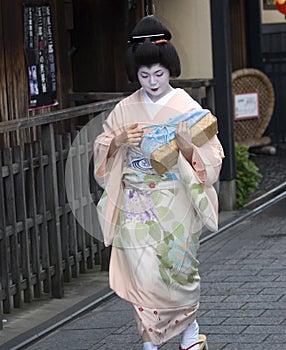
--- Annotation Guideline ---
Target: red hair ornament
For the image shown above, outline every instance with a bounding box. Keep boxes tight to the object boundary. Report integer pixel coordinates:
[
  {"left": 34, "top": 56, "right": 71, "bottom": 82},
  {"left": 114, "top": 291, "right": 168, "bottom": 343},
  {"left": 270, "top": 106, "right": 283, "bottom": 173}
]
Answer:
[{"left": 275, "top": 0, "right": 286, "bottom": 15}]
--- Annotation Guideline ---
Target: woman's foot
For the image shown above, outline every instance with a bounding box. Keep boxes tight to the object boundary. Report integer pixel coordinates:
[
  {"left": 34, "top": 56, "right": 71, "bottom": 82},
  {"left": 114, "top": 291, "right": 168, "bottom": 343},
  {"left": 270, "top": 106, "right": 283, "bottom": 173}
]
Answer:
[{"left": 179, "top": 334, "right": 208, "bottom": 350}]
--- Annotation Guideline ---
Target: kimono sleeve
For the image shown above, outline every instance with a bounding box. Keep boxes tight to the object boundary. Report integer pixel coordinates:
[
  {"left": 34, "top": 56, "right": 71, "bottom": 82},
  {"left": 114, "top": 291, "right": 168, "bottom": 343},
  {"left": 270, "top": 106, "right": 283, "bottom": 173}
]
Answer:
[
  {"left": 190, "top": 135, "right": 225, "bottom": 186},
  {"left": 93, "top": 107, "right": 124, "bottom": 189}
]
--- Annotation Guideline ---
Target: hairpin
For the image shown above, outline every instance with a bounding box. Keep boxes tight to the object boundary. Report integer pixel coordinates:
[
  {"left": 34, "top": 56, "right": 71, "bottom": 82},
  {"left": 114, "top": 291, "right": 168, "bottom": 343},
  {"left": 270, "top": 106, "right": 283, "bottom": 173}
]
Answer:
[
  {"left": 128, "top": 33, "right": 166, "bottom": 43},
  {"left": 132, "top": 33, "right": 165, "bottom": 39}
]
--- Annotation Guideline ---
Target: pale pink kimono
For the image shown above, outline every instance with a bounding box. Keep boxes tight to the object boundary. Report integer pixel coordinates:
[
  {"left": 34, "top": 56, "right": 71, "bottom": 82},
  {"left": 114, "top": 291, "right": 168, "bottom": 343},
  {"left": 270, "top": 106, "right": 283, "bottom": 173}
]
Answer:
[{"left": 94, "top": 88, "right": 224, "bottom": 345}]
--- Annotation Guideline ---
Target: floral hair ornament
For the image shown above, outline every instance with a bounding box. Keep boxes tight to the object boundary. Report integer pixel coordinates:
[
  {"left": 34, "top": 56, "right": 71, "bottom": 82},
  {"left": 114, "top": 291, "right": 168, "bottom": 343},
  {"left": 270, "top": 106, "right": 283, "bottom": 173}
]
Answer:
[{"left": 154, "top": 39, "right": 168, "bottom": 44}]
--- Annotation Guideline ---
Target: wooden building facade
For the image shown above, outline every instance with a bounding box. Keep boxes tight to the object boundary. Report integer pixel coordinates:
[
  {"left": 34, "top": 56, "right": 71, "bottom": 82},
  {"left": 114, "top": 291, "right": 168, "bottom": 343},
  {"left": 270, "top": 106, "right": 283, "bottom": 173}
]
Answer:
[{"left": 0, "top": 0, "right": 143, "bottom": 146}]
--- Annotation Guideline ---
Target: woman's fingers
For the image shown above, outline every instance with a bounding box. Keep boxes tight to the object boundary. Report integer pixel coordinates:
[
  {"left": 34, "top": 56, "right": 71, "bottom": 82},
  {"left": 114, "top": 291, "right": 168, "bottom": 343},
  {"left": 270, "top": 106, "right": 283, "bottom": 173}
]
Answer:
[
  {"left": 114, "top": 124, "right": 144, "bottom": 148},
  {"left": 176, "top": 121, "right": 188, "bottom": 133},
  {"left": 127, "top": 123, "right": 139, "bottom": 130},
  {"left": 116, "top": 124, "right": 143, "bottom": 146},
  {"left": 126, "top": 124, "right": 144, "bottom": 143},
  {"left": 175, "top": 122, "right": 193, "bottom": 154},
  {"left": 127, "top": 132, "right": 143, "bottom": 145},
  {"left": 176, "top": 122, "right": 190, "bottom": 139}
]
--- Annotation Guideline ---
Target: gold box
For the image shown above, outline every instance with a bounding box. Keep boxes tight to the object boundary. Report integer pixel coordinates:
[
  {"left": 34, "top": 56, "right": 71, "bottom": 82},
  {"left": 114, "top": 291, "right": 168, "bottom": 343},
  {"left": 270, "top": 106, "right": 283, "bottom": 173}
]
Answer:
[{"left": 150, "top": 112, "right": 218, "bottom": 175}]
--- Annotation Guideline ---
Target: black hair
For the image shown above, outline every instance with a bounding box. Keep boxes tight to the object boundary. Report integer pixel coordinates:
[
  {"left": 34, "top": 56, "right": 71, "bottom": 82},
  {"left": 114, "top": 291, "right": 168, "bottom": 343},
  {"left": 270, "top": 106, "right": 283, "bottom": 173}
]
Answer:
[{"left": 125, "top": 16, "right": 181, "bottom": 82}]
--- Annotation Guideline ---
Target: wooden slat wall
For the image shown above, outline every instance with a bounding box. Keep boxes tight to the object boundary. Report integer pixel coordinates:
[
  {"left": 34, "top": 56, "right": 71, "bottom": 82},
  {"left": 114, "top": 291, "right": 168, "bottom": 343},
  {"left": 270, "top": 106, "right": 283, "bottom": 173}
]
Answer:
[{"left": 0, "top": 123, "right": 104, "bottom": 317}]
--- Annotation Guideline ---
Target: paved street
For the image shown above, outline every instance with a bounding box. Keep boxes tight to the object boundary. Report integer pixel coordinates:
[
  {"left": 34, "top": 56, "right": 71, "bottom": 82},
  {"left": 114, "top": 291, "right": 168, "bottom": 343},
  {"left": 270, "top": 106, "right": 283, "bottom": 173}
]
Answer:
[{"left": 20, "top": 195, "right": 286, "bottom": 350}]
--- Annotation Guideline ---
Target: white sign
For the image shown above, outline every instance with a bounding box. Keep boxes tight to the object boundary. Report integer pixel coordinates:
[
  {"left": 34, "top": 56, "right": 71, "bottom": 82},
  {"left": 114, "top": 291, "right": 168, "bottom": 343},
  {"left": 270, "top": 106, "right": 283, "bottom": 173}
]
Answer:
[{"left": 234, "top": 92, "right": 259, "bottom": 120}]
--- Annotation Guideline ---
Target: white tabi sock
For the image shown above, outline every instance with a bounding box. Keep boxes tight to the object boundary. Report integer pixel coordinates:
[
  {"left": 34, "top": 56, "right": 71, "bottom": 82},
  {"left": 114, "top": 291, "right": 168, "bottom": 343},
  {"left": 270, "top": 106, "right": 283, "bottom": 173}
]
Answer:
[
  {"left": 143, "top": 341, "right": 158, "bottom": 350},
  {"left": 180, "top": 319, "right": 200, "bottom": 350}
]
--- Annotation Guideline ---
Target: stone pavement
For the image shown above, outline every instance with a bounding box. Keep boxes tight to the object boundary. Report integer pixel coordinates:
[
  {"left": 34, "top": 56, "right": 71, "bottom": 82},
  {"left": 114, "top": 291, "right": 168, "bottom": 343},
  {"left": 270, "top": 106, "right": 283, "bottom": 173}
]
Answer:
[{"left": 13, "top": 195, "right": 286, "bottom": 350}]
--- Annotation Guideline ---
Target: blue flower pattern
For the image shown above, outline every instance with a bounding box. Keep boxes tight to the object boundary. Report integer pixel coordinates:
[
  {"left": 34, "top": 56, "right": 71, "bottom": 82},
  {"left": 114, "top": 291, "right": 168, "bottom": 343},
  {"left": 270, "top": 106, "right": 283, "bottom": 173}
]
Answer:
[{"left": 168, "top": 238, "right": 193, "bottom": 271}]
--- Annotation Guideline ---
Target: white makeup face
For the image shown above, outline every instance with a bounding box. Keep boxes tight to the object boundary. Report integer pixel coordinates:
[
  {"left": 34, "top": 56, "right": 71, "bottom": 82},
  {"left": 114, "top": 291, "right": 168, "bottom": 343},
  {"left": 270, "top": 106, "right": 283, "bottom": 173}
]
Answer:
[{"left": 137, "top": 64, "right": 172, "bottom": 102}]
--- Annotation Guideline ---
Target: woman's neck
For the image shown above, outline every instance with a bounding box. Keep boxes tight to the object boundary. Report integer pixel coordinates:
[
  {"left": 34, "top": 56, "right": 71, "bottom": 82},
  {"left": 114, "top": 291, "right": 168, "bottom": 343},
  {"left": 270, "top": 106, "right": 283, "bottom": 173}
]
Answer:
[{"left": 145, "top": 84, "right": 174, "bottom": 103}]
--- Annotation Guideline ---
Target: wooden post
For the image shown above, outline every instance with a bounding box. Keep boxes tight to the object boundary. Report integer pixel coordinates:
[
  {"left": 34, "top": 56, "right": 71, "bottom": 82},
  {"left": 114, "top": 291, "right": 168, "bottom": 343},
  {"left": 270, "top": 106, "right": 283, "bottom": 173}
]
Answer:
[
  {"left": 210, "top": 0, "right": 237, "bottom": 210},
  {"left": 72, "top": 130, "right": 87, "bottom": 273},
  {"left": 0, "top": 151, "right": 11, "bottom": 316},
  {"left": 205, "top": 81, "right": 216, "bottom": 113},
  {"left": 80, "top": 128, "right": 95, "bottom": 269},
  {"left": 41, "top": 123, "right": 64, "bottom": 298},
  {"left": 24, "top": 143, "right": 42, "bottom": 298},
  {"left": 55, "top": 135, "right": 72, "bottom": 282},
  {"left": 14, "top": 146, "right": 33, "bottom": 303},
  {"left": 64, "top": 133, "right": 80, "bottom": 278},
  {"left": 2, "top": 148, "right": 22, "bottom": 308},
  {"left": 34, "top": 142, "right": 52, "bottom": 294}
]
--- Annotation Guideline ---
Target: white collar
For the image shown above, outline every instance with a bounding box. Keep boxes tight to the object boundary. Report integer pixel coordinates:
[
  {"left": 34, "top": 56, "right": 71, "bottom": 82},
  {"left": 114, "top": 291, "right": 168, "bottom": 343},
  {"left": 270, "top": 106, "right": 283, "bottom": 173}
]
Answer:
[
  {"left": 142, "top": 89, "right": 177, "bottom": 119},
  {"left": 142, "top": 88, "right": 176, "bottom": 105}
]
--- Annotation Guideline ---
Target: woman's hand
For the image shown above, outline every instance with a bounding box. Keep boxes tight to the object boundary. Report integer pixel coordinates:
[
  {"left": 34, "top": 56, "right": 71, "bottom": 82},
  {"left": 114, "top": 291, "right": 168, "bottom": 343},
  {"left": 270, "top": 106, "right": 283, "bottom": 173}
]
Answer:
[
  {"left": 109, "top": 123, "right": 143, "bottom": 156},
  {"left": 114, "top": 123, "right": 143, "bottom": 148},
  {"left": 175, "top": 122, "right": 193, "bottom": 161}
]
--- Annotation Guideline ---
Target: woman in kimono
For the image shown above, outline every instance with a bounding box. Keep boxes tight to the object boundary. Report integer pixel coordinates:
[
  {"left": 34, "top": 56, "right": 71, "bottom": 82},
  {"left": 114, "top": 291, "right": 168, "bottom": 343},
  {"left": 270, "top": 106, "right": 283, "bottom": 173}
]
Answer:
[{"left": 94, "top": 15, "right": 224, "bottom": 350}]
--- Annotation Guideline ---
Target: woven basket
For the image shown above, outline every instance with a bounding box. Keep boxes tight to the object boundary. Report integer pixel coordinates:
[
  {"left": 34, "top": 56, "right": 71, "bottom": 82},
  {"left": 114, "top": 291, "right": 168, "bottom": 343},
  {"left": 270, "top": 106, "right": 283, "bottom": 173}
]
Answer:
[{"left": 232, "top": 68, "right": 275, "bottom": 147}]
